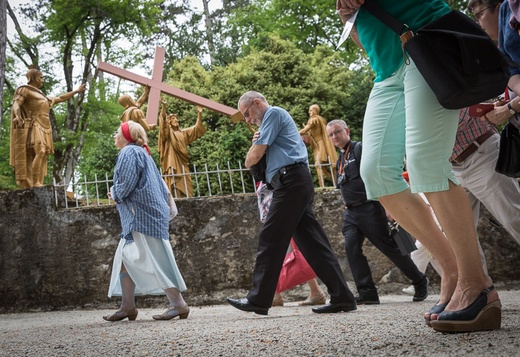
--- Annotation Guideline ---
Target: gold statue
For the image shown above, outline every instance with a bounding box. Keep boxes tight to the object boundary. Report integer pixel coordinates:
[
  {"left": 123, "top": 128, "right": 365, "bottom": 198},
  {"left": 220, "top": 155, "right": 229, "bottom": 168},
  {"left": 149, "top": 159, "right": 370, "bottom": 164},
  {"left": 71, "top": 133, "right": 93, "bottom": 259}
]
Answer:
[
  {"left": 9, "top": 68, "right": 86, "bottom": 188},
  {"left": 299, "top": 104, "right": 338, "bottom": 186},
  {"left": 118, "top": 86, "right": 156, "bottom": 131},
  {"left": 158, "top": 100, "right": 206, "bottom": 198}
]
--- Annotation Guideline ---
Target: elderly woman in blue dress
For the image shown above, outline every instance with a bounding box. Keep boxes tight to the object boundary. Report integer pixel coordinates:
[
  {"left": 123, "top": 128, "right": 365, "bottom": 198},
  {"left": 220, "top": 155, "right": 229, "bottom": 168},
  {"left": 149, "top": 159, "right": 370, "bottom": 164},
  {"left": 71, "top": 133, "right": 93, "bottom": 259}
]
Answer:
[{"left": 104, "top": 120, "right": 189, "bottom": 322}]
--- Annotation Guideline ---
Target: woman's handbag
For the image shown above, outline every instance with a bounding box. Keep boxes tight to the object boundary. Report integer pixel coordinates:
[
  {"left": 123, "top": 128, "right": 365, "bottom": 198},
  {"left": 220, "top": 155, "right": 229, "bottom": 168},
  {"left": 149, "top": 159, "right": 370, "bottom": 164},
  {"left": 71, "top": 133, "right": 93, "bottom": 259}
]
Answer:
[
  {"left": 495, "top": 123, "right": 520, "bottom": 178},
  {"left": 362, "top": 2, "right": 510, "bottom": 110},
  {"left": 276, "top": 239, "right": 317, "bottom": 293},
  {"left": 162, "top": 180, "right": 178, "bottom": 221},
  {"left": 167, "top": 191, "right": 178, "bottom": 221}
]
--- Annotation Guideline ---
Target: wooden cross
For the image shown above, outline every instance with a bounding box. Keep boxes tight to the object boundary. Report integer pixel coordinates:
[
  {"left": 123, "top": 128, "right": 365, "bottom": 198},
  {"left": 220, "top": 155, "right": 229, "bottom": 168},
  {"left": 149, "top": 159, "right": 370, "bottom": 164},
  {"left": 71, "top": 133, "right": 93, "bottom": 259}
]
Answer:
[{"left": 98, "top": 47, "right": 243, "bottom": 123}]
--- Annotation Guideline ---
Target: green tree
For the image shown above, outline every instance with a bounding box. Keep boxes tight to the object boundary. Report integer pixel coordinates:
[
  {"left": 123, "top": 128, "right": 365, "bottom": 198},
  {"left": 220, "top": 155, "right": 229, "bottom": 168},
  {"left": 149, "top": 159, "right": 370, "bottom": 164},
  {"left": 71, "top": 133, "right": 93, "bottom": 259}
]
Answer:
[
  {"left": 4, "top": 0, "right": 163, "bottom": 187},
  {"left": 151, "top": 1, "right": 207, "bottom": 70},
  {"left": 227, "top": 0, "right": 361, "bottom": 63},
  {"left": 447, "top": 0, "right": 470, "bottom": 12},
  {"left": 75, "top": 132, "right": 118, "bottom": 197},
  {"left": 206, "top": 0, "right": 254, "bottom": 67}
]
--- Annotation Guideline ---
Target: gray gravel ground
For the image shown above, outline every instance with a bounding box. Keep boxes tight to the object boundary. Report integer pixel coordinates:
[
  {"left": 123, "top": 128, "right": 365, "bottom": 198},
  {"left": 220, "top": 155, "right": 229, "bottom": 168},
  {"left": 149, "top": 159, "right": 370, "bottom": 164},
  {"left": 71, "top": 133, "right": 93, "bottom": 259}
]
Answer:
[{"left": 1, "top": 289, "right": 519, "bottom": 357}]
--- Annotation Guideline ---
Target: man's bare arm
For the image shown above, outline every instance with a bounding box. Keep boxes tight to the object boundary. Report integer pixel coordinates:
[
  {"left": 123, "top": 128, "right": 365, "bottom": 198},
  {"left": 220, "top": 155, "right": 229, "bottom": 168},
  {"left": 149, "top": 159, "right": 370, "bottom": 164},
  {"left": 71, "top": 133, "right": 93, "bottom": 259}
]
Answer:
[{"left": 245, "top": 144, "right": 267, "bottom": 168}]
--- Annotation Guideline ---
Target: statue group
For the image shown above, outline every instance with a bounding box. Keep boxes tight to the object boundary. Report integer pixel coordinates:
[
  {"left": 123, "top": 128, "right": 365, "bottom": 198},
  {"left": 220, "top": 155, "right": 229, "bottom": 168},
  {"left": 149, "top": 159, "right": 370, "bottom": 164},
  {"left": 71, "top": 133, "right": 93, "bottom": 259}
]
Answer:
[
  {"left": 116, "top": 88, "right": 206, "bottom": 197},
  {"left": 9, "top": 69, "right": 206, "bottom": 195},
  {"left": 9, "top": 68, "right": 335, "bottom": 194}
]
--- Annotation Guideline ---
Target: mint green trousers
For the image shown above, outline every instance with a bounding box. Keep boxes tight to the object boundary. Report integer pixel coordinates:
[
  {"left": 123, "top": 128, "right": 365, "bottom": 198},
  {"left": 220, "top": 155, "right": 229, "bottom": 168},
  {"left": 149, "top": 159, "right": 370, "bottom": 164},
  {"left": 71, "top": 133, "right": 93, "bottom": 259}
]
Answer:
[{"left": 360, "top": 60, "right": 459, "bottom": 199}]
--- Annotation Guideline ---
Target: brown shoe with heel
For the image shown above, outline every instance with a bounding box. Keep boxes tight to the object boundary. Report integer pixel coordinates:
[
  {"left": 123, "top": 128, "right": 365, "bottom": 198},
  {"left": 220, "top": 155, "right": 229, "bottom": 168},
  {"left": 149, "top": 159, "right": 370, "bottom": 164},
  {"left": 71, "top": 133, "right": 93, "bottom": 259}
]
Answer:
[
  {"left": 103, "top": 307, "right": 138, "bottom": 321},
  {"left": 298, "top": 292, "right": 326, "bottom": 306},
  {"left": 152, "top": 305, "right": 190, "bottom": 320}
]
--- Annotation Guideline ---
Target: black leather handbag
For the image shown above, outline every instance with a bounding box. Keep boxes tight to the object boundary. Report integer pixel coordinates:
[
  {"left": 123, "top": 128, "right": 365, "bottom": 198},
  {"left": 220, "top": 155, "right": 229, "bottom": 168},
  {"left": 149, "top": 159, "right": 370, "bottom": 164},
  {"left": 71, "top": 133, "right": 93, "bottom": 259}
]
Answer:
[
  {"left": 495, "top": 123, "right": 520, "bottom": 178},
  {"left": 363, "top": 2, "right": 510, "bottom": 109}
]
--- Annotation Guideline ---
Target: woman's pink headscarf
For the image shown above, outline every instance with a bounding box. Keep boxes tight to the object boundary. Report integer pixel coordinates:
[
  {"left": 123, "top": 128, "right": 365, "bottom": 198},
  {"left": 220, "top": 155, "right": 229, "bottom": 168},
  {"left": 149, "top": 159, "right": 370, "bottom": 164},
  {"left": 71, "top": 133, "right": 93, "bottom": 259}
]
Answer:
[{"left": 121, "top": 122, "right": 151, "bottom": 155}]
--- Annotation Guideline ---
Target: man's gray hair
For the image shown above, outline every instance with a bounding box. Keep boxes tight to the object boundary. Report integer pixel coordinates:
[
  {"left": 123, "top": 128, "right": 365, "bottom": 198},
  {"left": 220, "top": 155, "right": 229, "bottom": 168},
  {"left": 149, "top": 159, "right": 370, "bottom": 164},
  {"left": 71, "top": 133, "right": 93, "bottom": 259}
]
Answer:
[
  {"left": 327, "top": 119, "right": 348, "bottom": 129},
  {"left": 238, "top": 91, "right": 268, "bottom": 107}
]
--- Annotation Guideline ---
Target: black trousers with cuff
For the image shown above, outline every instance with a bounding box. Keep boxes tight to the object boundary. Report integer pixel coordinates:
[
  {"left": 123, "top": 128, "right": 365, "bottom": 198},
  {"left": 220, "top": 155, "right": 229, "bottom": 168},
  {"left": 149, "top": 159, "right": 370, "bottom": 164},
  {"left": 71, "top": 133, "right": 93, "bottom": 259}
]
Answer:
[
  {"left": 342, "top": 201, "right": 425, "bottom": 298},
  {"left": 246, "top": 165, "right": 356, "bottom": 308}
]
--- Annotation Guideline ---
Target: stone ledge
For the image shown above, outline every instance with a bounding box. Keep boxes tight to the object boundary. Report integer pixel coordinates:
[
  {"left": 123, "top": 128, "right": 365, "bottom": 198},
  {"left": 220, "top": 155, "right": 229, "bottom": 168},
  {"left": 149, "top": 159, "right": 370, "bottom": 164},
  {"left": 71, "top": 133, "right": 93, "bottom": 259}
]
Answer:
[{"left": 0, "top": 186, "right": 518, "bottom": 312}]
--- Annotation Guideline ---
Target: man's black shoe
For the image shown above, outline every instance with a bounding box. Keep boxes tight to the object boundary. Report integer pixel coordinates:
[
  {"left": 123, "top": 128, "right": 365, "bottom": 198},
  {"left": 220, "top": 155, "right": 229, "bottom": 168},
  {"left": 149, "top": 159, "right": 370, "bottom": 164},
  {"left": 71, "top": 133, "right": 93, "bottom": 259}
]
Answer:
[
  {"left": 413, "top": 276, "right": 429, "bottom": 302},
  {"left": 355, "top": 296, "right": 380, "bottom": 305},
  {"left": 312, "top": 302, "right": 357, "bottom": 314},
  {"left": 226, "top": 297, "right": 268, "bottom": 315}
]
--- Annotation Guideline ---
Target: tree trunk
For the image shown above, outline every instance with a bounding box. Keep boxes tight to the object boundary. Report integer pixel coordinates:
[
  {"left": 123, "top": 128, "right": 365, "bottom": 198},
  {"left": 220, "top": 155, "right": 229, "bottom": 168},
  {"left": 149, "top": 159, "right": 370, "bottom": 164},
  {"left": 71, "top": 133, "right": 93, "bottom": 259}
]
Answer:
[
  {"left": 202, "top": 0, "right": 214, "bottom": 66},
  {"left": 0, "top": 0, "right": 7, "bottom": 138}
]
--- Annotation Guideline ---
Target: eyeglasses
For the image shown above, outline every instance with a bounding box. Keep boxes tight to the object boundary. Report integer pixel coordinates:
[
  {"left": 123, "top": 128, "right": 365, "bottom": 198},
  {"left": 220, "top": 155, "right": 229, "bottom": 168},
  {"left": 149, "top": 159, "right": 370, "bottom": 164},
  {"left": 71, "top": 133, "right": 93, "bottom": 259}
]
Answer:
[
  {"left": 243, "top": 100, "right": 255, "bottom": 119},
  {"left": 328, "top": 128, "right": 346, "bottom": 138},
  {"left": 473, "top": 6, "right": 493, "bottom": 21}
]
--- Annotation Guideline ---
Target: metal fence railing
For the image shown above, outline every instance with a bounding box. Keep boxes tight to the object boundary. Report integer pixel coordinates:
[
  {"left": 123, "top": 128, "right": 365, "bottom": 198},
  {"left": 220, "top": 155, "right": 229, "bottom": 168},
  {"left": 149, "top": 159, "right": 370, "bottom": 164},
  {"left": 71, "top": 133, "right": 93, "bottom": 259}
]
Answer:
[{"left": 53, "top": 161, "right": 337, "bottom": 209}]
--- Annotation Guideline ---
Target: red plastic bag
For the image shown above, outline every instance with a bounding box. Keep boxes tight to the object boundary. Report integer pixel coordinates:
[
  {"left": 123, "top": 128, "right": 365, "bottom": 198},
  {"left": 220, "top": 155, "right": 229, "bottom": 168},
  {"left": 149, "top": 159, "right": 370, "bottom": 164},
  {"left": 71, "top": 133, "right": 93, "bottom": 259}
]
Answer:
[{"left": 276, "top": 239, "right": 317, "bottom": 293}]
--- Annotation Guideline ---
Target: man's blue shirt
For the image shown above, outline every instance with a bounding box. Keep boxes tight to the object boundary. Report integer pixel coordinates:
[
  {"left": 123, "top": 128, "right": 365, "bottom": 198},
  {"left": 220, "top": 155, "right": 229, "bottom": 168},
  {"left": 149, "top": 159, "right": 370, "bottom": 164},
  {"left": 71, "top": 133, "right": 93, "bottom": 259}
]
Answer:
[{"left": 255, "top": 106, "right": 308, "bottom": 183}]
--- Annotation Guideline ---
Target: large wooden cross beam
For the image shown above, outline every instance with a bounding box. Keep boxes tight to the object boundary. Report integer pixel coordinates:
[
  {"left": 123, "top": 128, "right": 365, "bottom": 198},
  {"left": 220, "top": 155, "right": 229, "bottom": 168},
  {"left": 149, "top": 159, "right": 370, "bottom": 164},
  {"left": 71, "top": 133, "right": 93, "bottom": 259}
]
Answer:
[{"left": 98, "top": 47, "right": 243, "bottom": 124}]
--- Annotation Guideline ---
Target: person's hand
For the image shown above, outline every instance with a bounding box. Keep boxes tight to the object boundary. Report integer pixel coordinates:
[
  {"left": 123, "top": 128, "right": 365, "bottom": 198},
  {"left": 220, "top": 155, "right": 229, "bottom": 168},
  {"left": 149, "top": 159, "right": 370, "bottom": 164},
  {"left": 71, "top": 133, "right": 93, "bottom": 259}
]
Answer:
[
  {"left": 75, "top": 83, "right": 87, "bottom": 93},
  {"left": 12, "top": 116, "right": 24, "bottom": 129},
  {"left": 108, "top": 186, "right": 114, "bottom": 202},
  {"left": 161, "top": 99, "right": 167, "bottom": 106},
  {"left": 197, "top": 105, "right": 203, "bottom": 113},
  {"left": 494, "top": 99, "right": 507, "bottom": 107},
  {"left": 336, "top": 0, "right": 364, "bottom": 24},
  {"left": 481, "top": 104, "right": 511, "bottom": 126},
  {"left": 252, "top": 131, "right": 261, "bottom": 143}
]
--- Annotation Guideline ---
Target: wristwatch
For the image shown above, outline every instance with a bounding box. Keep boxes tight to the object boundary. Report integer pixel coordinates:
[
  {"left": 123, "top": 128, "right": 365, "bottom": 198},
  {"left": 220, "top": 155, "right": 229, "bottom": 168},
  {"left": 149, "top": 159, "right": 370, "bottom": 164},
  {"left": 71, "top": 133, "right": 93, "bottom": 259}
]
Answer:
[{"left": 507, "top": 102, "right": 517, "bottom": 115}]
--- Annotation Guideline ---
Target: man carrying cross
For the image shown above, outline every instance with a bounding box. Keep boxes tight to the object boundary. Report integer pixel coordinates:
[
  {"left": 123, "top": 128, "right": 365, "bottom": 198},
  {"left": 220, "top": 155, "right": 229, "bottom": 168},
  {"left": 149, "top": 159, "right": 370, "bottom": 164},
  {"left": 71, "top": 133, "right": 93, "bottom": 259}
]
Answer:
[{"left": 118, "top": 86, "right": 157, "bottom": 131}]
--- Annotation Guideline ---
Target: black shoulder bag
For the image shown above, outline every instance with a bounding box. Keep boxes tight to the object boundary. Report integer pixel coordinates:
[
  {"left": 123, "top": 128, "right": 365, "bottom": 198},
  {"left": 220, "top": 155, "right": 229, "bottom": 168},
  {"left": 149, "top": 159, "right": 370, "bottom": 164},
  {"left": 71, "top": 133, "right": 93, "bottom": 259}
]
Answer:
[
  {"left": 495, "top": 122, "right": 520, "bottom": 178},
  {"left": 362, "top": 1, "right": 510, "bottom": 110}
]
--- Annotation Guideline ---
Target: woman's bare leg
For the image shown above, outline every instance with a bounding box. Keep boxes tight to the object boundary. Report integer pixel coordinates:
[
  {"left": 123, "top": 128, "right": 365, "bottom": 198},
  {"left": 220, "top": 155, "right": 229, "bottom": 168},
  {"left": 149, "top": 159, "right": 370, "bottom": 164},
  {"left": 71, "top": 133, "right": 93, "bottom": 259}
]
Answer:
[
  {"left": 119, "top": 264, "right": 136, "bottom": 310},
  {"left": 379, "top": 188, "right": 458, "bottom": 306},
  {"left": 164, "top": 287, "right": 187, "bottom": 307},
  {"left": 307, "top": 278, "right": 324, "bottom": 299},
  {"left": 425, "top": 182, "right": 496, "bottom": 312}
]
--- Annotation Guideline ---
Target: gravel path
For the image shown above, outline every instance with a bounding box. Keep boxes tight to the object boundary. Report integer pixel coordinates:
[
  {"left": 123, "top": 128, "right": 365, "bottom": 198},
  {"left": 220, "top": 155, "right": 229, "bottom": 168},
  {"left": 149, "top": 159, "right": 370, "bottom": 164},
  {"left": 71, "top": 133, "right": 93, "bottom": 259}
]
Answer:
[{"left": 1, "top": 289, "right": 519, "bottom": 356}]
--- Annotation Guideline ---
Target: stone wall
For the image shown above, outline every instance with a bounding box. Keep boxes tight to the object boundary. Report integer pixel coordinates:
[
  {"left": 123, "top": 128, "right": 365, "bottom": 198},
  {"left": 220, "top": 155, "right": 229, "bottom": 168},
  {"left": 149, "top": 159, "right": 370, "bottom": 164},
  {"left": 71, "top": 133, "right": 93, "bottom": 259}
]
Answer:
[{"left": 0, "top": 186, "right": 518, "bottom": 312}]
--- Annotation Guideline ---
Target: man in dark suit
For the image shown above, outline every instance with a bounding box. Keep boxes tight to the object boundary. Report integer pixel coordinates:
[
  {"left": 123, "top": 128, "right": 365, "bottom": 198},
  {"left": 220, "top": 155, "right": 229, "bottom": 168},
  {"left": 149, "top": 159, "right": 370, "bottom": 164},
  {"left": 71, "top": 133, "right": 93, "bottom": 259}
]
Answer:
[{"left": 326, "top": 119, "right": 429, "bottom": 305}]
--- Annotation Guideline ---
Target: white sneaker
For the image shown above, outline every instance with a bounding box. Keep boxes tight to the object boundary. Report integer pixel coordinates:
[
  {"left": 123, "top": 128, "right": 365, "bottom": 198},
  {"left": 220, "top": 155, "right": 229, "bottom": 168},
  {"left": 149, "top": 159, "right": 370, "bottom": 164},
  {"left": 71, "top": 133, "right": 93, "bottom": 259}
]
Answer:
[{"left": 402, "top": 285, "right": 415, "bottom": 295}]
